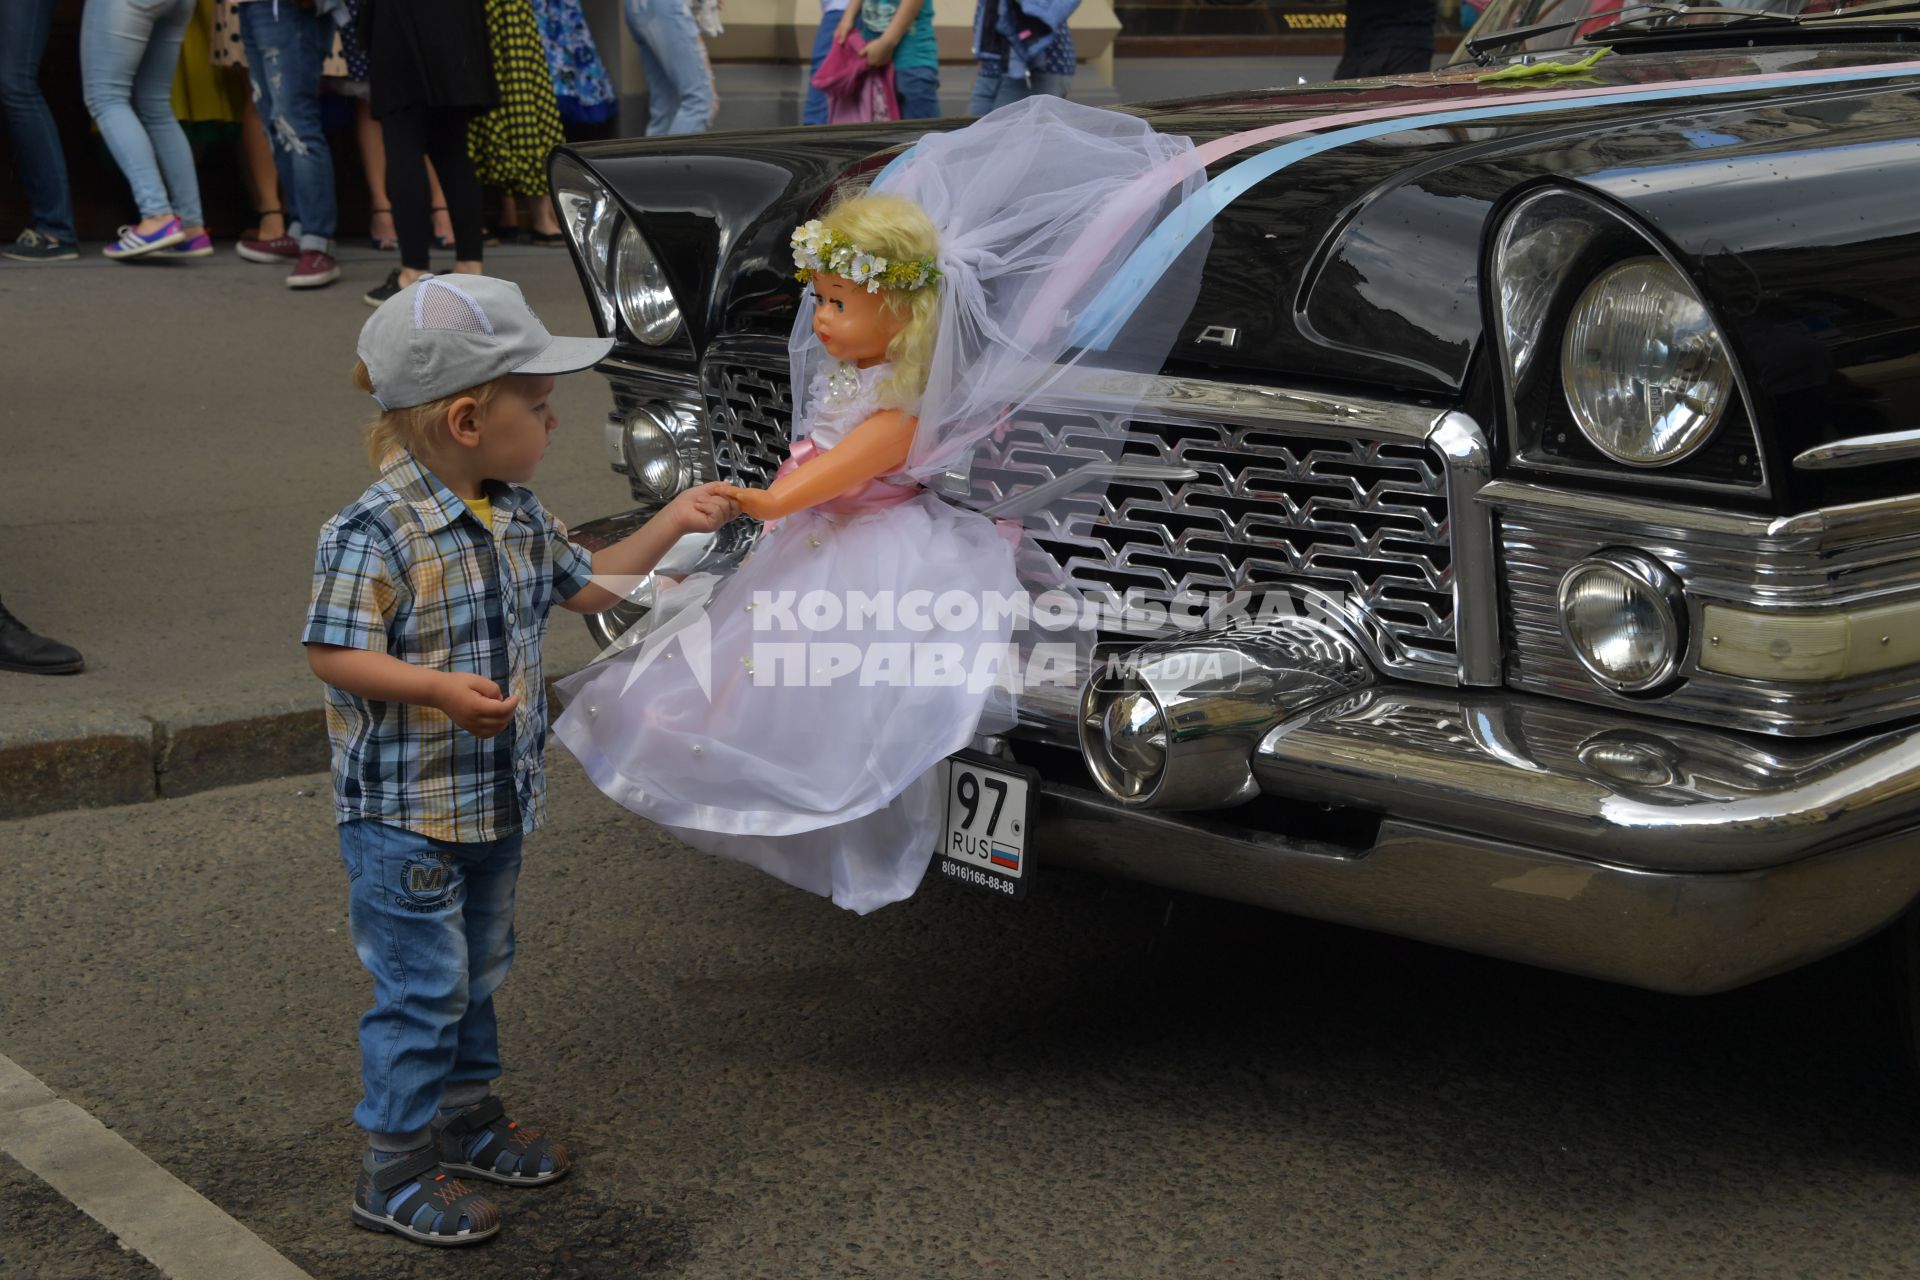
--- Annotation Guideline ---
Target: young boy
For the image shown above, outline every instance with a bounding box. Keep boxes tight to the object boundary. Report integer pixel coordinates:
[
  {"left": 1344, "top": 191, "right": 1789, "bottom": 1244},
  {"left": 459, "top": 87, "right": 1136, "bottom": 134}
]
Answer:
[{"left": 305, "top": 275, "right": 736, "bottom": 1247}]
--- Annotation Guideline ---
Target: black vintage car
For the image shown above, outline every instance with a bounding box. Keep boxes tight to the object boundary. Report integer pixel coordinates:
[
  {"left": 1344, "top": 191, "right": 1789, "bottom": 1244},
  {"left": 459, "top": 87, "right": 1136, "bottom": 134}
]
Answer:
[{"left": 547, "top": 0, "right": 1920, "bottom": 1057}]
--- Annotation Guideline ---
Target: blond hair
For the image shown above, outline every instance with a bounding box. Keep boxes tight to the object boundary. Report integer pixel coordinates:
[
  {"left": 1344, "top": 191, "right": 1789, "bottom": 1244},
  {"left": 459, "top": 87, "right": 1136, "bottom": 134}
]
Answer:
[
  {"left": 351, "top": 359, "right": 507, "bottom": 470},
  {"left": 818, "top": 192, "right": 940, "bottom": 409}
]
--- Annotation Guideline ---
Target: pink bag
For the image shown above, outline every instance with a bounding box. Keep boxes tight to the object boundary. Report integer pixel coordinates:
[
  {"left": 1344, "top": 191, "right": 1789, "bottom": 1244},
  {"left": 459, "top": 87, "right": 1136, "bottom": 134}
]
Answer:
[{"left": 809, "top": 30, "right": 899, "bottom": 124}]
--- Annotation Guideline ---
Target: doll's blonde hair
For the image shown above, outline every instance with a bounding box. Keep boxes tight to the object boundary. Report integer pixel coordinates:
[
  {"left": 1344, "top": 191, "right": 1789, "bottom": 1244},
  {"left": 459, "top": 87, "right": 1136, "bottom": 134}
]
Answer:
[
  {"left": 352, "top": 359, "right": 507, "bottom": 470},
  {"left": 818, "top": 192, "right": 940, "bottom": 409}
]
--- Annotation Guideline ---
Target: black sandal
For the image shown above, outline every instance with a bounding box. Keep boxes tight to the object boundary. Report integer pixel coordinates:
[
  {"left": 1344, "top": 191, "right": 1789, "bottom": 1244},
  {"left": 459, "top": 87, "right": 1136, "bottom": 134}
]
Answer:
[
  {"left": 244, "top": 206, "right": 285, "bottom": 241},
  {"left": 434, "top": 1097, "right": 571, "bottom": 1186},
  {"left": 432, "top": 205, "right": 454, "bottom": 250},
  {"left": 350, "top": 1148, "right": 501, "bottom": 1247}
]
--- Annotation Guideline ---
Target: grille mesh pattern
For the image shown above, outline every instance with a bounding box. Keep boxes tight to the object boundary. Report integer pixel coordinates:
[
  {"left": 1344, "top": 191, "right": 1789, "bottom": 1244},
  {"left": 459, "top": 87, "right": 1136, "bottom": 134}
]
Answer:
[{"left": 703, "top": 361, "right": 1455, "bottom": 668}]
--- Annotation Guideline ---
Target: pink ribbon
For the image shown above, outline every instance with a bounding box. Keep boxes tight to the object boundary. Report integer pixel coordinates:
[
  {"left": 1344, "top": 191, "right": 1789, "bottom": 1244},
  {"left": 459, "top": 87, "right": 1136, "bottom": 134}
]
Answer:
[{"left": 770, "top": 437, "right": 926, "bottom": 517}]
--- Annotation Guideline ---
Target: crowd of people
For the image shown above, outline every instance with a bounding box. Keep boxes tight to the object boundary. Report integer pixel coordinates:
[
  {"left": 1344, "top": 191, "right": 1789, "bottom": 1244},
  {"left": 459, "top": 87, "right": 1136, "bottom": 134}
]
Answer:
[
  {"left": 0, "top": 0, "right": 646, "bottom": 302},
  {"left": 3, "top": 0, "right": 1085, "bottom": 298}
]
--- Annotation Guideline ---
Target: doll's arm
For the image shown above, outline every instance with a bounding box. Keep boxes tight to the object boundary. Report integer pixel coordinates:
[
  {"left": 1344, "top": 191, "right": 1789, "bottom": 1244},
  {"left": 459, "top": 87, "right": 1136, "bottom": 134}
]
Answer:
[{"left": 725, "top": 409, "right": 916, "bottom": 523}]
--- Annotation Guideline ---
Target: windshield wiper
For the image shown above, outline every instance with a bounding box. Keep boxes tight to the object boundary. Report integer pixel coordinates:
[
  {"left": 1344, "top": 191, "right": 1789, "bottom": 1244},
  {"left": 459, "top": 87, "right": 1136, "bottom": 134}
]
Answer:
[
  {"left": 1465, "top": 1, "right": 1795, "bottom": 61},
  {"left": 1800, "top": 0, "right": 1920, "bottom": 19},
  {"left": 1583, "top": 3, "right": 1799, "bottom": 39}
]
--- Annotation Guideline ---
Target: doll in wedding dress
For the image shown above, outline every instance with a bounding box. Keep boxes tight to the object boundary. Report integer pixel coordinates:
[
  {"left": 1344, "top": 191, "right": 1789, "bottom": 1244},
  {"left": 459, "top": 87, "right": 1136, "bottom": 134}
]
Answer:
[{"left": 553, "top": 97, "right": 1210, "bottom": 914}]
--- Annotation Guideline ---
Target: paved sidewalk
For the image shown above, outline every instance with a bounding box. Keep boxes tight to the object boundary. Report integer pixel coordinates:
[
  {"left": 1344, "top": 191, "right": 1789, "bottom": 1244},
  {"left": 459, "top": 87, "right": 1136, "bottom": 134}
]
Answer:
[{"left": 0, "top": 245, "right": 632, "bottom": 818}]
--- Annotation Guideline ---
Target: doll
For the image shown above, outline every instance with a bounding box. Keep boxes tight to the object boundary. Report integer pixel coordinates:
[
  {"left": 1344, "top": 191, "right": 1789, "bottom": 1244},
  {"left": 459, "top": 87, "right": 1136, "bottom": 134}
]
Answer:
[{"left": 553, "top": 96, "right": 1213, "bottom": 914}]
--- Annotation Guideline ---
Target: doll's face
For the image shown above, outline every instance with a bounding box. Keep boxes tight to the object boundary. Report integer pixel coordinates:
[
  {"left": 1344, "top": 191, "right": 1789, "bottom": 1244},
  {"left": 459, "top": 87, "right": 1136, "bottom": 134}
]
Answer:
[{"left": 810, "top": 273, "right": 906, "bottom": 367}]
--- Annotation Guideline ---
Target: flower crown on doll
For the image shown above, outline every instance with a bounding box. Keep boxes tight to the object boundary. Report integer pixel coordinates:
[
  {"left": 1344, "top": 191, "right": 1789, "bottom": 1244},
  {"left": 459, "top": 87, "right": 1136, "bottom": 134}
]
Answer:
[{"left": 791, "top": 219, "right": 941, "bottom": 294}]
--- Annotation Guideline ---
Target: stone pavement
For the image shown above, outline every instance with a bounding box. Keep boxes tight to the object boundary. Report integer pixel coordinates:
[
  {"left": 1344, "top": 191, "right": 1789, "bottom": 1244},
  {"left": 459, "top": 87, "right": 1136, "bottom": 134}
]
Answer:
[{"left": 0, "top": 244, "right": 629, "bottom": 818}]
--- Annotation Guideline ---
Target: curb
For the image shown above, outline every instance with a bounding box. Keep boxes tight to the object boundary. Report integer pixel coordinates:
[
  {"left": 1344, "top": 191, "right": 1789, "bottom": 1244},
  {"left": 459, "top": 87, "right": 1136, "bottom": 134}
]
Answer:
[{"left": 0, "top": 708, "right": 330, "bottom": 822}]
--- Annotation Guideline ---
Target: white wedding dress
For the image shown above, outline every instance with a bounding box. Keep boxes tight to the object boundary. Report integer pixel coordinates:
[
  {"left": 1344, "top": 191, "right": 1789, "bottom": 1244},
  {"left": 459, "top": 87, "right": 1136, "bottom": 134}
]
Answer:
[{"left": 553, "top": 362, "right": 1023, "bottom": 914}]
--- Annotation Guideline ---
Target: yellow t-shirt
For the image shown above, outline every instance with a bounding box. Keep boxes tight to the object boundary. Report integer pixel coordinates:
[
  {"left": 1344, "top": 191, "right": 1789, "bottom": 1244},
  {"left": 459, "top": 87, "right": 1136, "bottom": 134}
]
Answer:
[{"left": 465, "top": 495, "right": 493, "bottom": 530}]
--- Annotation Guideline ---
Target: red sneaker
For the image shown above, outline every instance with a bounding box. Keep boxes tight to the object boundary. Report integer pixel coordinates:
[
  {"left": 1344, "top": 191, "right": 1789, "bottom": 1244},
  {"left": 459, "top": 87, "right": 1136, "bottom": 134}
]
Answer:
[
  {"left": 236, "top": 234, "right": 299, "bottom": 264},
  {"left": 287, "top": 250, "right": 340, "bottom": 289}
]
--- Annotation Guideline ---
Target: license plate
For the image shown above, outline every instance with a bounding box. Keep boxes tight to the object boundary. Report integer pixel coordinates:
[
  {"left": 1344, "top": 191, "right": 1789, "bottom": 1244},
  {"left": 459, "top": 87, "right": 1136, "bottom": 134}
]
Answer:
[{"left": 935, "top": 750, "right": 1036, "bottom": 900}]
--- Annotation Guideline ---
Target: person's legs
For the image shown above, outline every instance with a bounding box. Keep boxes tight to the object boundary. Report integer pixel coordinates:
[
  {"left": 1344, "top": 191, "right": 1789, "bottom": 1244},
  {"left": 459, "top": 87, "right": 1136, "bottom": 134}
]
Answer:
[
  {"left": 446, "top": 834, "right": 523, "bottom": 1097},
  {"left": 238, "top": 98, "right": 287, "bottom": 240},
  {"left": 422, "top": 108, "right": 485, "bottom": 274},
  {"left": 967, "top": 66, "right": 1002, "bottom": 115},
  {"left": 130, "top": 0, "right": 204, "bottom": 231},
  {"left": 802, "top": 7, "right": 840, "bottom": 125},
  {"left": 239, "top": 0, "right": 336, "bottom": 252},
  {"left": 355, "top": 97, "right": 395, "bottom": 247},
  {"left": 81, "top": 0, "right": 178, "bottom": 228},
  {"left": 893, "top": 63, "right": 940, "bottom": 119},
  {"left": 340, "top": 820, "right": 485, "bottom": 1149},
  {"left": 239, "top": 6, "right": 300, "bottom": 237},
  {"left": 381, "top": 105, "right": 436, "bottom": 276},
  {"left": 625, "top": 0, "right": 715, "bottom": 136},
  {"left": 0, "top": 0, "right": 76, "bottom": 243},
  {"left": 1026, "top": 69, "right": 1072, "bottom": 99}
]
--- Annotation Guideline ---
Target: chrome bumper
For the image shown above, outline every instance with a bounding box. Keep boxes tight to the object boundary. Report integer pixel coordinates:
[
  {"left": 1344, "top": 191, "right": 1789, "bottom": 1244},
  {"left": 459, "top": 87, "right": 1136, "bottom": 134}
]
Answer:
[{"left": 1019, "top": 685, "right": 1920, "bottom": 994}]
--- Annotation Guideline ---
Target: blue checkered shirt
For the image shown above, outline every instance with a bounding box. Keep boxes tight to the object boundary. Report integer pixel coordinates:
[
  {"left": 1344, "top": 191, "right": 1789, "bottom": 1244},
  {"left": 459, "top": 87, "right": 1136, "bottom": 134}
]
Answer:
[{"left": 303, "top": 450, "right": 595, "bottom": 843}]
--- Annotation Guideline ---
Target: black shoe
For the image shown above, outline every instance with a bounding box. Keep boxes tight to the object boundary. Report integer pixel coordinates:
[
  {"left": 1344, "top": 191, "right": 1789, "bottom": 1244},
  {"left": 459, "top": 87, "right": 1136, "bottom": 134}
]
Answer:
[
  {"left": 0, "top": 600, "right": 84, "bottom": 674},
  {"left": 2, "top": 228, "right": 79, "bottom": 262},
  {"left": 364, "top": 268, "right": 408, "bottom": 308}
]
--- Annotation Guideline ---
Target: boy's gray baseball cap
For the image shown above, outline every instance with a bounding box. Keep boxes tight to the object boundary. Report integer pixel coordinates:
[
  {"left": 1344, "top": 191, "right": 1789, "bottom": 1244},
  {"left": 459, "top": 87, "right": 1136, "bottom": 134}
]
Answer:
[{"left": 357, "top": 276, "right": 614, "bottom": 410}]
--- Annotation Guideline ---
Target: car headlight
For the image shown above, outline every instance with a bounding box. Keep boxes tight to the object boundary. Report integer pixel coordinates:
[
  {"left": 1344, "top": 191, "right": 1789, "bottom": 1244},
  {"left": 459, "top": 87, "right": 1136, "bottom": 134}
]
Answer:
[
  {"left": 552, "top": 155, "right": 618, "bottom": 335},
  {"left": 1561, "top": 256, "right": 1734, "bottom": 466},
  {"left": 1557, "top": 550, "right": 1687, "bottom": 693},
  {"left": 620, "top": 405, "right": 686, "bottom": 497},
  {"left": 615, "top": 221, "right": 682, "bottom": 346}
]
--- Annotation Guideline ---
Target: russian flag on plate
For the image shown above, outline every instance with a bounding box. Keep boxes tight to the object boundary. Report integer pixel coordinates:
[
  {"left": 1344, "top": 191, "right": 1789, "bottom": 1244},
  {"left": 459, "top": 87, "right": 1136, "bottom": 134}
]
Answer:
[{"left": 989, "top": 845, "right": 1021, "bottom": 871}]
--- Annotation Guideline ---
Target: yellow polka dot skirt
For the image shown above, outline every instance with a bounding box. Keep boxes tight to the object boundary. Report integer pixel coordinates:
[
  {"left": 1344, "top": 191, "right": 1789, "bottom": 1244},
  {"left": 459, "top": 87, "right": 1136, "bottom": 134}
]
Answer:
[{"left": 470, "top": 0, "right": 568, "bottom": 196}]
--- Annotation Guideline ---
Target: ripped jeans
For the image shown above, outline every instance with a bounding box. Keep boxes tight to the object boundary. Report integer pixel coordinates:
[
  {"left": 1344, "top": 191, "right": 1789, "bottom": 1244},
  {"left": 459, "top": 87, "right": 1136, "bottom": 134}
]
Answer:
[{"left": 238, "top": 0, "right": 336, "bottom": 251}]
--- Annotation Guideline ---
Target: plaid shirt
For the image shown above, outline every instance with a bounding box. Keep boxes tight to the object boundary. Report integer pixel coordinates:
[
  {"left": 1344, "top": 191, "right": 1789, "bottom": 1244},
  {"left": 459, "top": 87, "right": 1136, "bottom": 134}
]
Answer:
[{"left": 303, "top": 450, "right": 595, "bottom": 843}]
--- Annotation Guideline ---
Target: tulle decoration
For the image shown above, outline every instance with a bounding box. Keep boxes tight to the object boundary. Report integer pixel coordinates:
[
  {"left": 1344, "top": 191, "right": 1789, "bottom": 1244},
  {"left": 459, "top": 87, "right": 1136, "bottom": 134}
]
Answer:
[{"left": 787, "top": 95, "right": 1214, "bottom": 487}]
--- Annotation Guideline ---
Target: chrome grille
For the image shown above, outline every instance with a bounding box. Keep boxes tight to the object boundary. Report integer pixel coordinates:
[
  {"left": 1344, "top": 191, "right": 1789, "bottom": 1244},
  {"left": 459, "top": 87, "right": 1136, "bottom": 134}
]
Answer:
[
  {"left": 702, "top": 359, "right": 1456, "bottom": 677},
  {"left": 701, "top": 362, "right": 792, "bottom": 486}
]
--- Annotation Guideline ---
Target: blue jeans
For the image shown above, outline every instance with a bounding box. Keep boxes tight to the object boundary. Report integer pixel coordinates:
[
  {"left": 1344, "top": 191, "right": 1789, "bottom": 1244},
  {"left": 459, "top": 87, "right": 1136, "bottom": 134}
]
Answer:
[
  {"left": 967, "top": 67, "right": 1072, "bottom": 115},
  {"left": 79, "top": 0, "right": 203, "bottom": 228},
  {"left": 894, "top": 64, "right": 940, "bottom": 119},
  {"left": 802, "top": 7, "right": 842, "bottom": 126},
  {"left": 0, "top": 0, "right": 74, "bottom": 241},
  {"left": 339, "top": 819, "right": 524, "bottom": 1143},
  {"left": 239, "top": 0, "right": 336, "bottom": 250},
  {"left": 624, "top": 0, "right": 715, "bottom": 136}
]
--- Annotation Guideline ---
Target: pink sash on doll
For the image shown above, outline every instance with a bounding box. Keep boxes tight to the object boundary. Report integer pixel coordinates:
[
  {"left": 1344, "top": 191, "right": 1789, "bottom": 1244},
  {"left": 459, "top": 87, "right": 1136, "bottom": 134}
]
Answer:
[{"left": 772, "top": 437, "right": 925, "bottom": 517}]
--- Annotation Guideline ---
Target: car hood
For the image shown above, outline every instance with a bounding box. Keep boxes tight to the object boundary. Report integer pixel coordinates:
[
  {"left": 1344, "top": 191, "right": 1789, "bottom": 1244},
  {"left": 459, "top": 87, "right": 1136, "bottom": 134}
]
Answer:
[{"left": 565, "top": 44, "right": 1920, "bottom": 500}]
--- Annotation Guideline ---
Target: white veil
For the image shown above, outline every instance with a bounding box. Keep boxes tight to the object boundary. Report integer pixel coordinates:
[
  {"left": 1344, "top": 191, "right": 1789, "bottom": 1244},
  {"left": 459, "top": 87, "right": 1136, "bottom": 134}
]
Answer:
[{"left": 786, "top": 96, "right": 1212, "bottom": 482}]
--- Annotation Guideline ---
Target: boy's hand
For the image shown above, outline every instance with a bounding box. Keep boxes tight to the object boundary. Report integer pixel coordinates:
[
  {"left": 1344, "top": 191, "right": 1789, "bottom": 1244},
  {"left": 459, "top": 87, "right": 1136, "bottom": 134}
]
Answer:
[
  {"left": 717, "top": 484, "right": 776, "bottom": 522},
  {"left": 862, "top": 34, "right": 897, "bottom": 65},
  {"left": 665, "top": 482, "right": 740, "bottom": 534},
  {"left": 435, "top": 673, "right": 521, "bottom": 738}
]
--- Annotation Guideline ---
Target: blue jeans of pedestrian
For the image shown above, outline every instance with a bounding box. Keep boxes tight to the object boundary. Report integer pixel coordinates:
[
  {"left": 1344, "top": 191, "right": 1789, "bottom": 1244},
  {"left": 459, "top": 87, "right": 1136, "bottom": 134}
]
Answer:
[
  {"left": 339, "top": 819, "right": 524, "bottom": 1144},
  {"left": 0, "top": 0, "right": 75, "bottom": 241},
  {"left": 893, "top": 64, "right": 940, "bottom": 119},
  {"left": 624, "top": 0, "right": 715, "bottom": 136},
  {"left": 967, "top": 67, "right": 1072, "bottom": 115},
  {"left": 239, "top": 0, "right": 336, "bottom": 250},
  {"left": 79, "top": 0, "right": 203, "bottom": 229},
  {"left": 802, "top": 6, "right": 843, "bottom": 126}
]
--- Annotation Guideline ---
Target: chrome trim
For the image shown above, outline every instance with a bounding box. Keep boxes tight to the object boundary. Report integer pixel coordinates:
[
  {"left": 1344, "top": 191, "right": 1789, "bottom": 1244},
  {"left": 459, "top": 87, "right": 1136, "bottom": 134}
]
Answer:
[
  {"left": 1555, "top": 549, "right": 1687, "bottom": 694},
  {"left": 1032, "top": 781, "right": 1920, "bottom": 995},
  {"left": 1078, "top": 617, "right": 1373, "bottom": 809},
  {"left": 1430, "top": 411, "right": 1499, "bottom": 687},
  {"left": 1794, "top": 429, "right": 1920, "bottom": 471},
  {"left": 1483, "top": 480, "right": 1920, "bottom": 735},
  {"left": 1490, "top": 187, "right": 1770, "bottom": 498},
  {"left": 1253, "top": 686, "right": 1920, "bottom": 871}
]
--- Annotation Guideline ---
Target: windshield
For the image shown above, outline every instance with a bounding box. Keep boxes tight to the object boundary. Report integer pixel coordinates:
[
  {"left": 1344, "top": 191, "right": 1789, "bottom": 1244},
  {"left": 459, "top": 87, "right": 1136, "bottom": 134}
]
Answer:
[{"left": 1453, "top": 0, "right": 1866, "bottom": 60}]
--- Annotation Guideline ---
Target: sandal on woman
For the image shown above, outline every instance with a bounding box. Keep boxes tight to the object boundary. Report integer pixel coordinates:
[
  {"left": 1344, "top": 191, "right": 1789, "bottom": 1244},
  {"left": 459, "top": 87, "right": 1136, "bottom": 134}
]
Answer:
[
  {"left": 368, "top": 206, "right": 398, "bottom": 252},
  {"left": 242, "top": 207, "right": 284, "bottom": 243},
  {"left": 531, "top": 230, "right": 566, "bottom": 248},
  {"left": 431, "top": 205, "right": 454, "bottom": 250},
  {"left": 350, "top": 1148, "right": 501, "bottom": 1247},
  {"left": 433, "top": 1097, "right": 571, "bottom": 1186}
]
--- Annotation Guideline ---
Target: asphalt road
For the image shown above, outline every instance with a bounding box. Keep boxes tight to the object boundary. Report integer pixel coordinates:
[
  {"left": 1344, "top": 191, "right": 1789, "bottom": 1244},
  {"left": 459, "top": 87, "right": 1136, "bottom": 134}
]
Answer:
[{"left": 5, "top": 758, "right": 1920, "bottom": 1279}]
